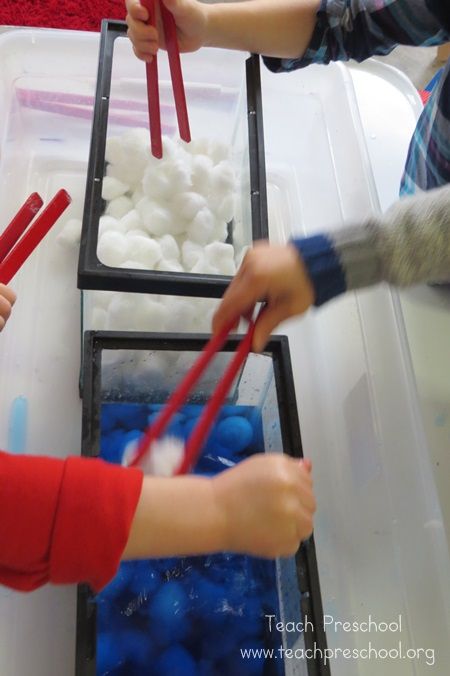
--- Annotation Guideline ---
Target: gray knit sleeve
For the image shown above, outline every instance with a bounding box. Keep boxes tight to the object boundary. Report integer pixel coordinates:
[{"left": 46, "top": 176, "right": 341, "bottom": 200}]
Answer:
[{"left": 331, "top": 184, "right": 450, "bottom": 289}]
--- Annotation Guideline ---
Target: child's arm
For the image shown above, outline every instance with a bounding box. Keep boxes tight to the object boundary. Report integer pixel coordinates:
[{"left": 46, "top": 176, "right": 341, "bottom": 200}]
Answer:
[
  {"left": 123, "top": 454, "right": 314, "bottom": 559},
  {"left": 213, "top": 184, "right": 450, "bottom": 351},
  {"left": 125, "top": 0, "right": 319, "bottom": 62},
  {"left": 0, "top": 449, "right": 314, "bottom": 592},
  {"left": 0, "top": 284, "right": 16, "bottom": 331}
]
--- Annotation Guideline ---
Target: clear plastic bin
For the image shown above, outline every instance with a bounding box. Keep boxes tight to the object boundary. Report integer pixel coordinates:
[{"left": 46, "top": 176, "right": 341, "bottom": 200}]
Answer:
[
  {"left": 78, "top": 21, "right": 268, "bottom": 301},
  {"left": 76, "top": 331, "right": 327, "bottom": 676},
  {"left": 259, "top": 61, "right": 450, "bottom": 674}
]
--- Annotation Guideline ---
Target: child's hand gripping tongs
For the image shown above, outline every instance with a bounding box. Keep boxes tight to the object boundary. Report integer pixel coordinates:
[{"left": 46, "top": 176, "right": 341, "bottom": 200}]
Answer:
[
  {"left": 128, "top": 311, "right": 263, "bottom": 475},
  {"left": 0, "top": 190, "right": 72, "bottom": 283},
  {"left": 141, "top": 0, "right": 191, "bottom": 158}
]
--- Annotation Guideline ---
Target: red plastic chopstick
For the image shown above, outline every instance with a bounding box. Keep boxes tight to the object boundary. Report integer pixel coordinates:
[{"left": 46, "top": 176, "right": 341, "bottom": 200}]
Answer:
[
  {"left": 130, "top": 311, "right": 262, "bottom": 475},
  {"left": 141, "top": 0, "right": 190, "bottom": 158},
  {"left": 160, "top": 1, "right": 191, "bottom": 143},
  {"left": 0, "top": 189, "right": 72, "bottom": 284},
  {"left": 142, "top": 0, "right": 163, "bottom": 159},
  {"left": 0, "top": 193, "right": 43, "bottom": 264}
]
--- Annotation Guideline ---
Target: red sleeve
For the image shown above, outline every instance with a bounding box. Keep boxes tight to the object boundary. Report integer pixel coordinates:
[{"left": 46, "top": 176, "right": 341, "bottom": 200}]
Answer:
[{"left": 0, "top": 450, "right": 143, "bottom": 592}]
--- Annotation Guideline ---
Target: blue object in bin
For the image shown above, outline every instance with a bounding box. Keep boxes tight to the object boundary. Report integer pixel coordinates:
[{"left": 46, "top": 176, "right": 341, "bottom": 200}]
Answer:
[{"left": 215, "top": 415, "right": 253, "bottom": 453}]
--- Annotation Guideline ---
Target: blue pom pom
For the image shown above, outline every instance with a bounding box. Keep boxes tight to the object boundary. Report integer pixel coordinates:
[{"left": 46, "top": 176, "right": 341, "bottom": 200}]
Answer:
[
  {"left": 153, "top": 645, "right": 198, "bottom": 676},
  {"left": 119, "top": 628, "right": 154, "bottom": 667},
  {"left": 100, "top": 429, "right": 127, "bottom": 464},
  {"left": 215, "top": 416, "right": 253, "bottom": 453},
  {"left": 148, "top": 581, "right": 190, "bottom": 647},
  {"left": 100, "top": 405, "right": 117, "bottom": 434},
  {"left": 96, "top": 632, "right": 126, "bottom": 673}
]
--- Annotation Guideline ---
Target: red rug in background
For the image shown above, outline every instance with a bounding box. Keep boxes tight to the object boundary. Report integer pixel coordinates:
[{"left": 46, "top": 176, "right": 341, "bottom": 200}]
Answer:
[{"left": 0, "top": 0, "right": 126, "bottom": 32}]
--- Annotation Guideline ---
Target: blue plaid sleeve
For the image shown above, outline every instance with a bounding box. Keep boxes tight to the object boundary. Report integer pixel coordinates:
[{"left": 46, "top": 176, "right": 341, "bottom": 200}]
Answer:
[{"left": 263, "top": 0, "right": 450, "bottom": 72}]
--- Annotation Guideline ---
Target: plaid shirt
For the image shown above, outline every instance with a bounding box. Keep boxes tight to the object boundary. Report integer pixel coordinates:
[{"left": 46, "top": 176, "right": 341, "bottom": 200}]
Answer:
[
  {"left": 263, "top": 0, "right": 450, "bottom": 303},
  {"left": 264, "top": 0, "right": 450, "bottom": 196}
]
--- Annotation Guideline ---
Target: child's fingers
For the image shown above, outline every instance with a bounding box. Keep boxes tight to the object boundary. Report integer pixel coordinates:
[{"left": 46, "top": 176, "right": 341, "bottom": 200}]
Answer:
[
  {"left": 126, "top": 0, "right": 149, "bottom": 21},
  {"left": 0, "top": 283, "right": 16, "bottom": 305},
  {"left": 300, "top": 458, "right": 312, "bottom": 473},
  {"left": 212, "top": 276, "right": 258, "bottom": 336},
  {"left": 252, "top": 299, "right": 292, "bottom": 352}
]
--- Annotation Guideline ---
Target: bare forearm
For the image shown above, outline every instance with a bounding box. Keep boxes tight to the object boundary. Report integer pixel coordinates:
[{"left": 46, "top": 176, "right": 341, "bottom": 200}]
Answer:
[
  {"left": 204, "top": 0, "right": 320, "bottom": 58},
  {"left": 122, "top": 475, "right": 225, "bottom": 558}
]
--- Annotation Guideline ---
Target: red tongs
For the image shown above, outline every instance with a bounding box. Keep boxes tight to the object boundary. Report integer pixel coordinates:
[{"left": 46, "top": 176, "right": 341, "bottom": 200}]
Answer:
[
  {"left": 141, "top": 0, "right": 191, "bottom": 158},
  {"left": 0, "top": 190, "right": 72, "bottom": 284},
  {"left": 130, "top": 311, "right": 263, "bottom": 475}
]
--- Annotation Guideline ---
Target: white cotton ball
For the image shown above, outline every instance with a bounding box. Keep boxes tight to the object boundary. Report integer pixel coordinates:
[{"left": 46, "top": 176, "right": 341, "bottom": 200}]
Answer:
[
  {"left": 126, "top": 234, "right": 162, "bottom": 268},
  {"left": 106, "top": 161, "right": 133, "bottom": 186},
  {"left": 185, "top": 137, "right": 211, "bottom": 156},
  {"left": 105, "top": 136, "right": 124, "bottom": 165},
  {"left": 210, "top": 160, "right": 236, "bottom": 195},
  {"left": 120, "top": 128, "right": 154, "bottom": 184},
  {"left": 97, "top": 231, "right": 128, "bottom": 267},
  {"left": 163, "top": 158, "right": 192, "bottom": 193},
  {"left": 126, "top": 228, "right": 149, "bottom": 238},
  {"left": 156, "top": 258, "right": 184, "bottom": 272},
  {"left": 137, "top": 198, "right": 180, "bottom": 237},
  {"left": 204, "top": 242, "right": 236, "bottom": 275},
  {"left": 107, "top": 293, "right": 141, "bottom": 330},
  {"left": 98, "top": 215, "right": 125, "bottom": 237},
  {"left": 142, "top": 297, "right": 170, "bottom": 331},
  {"left": 131, "top": 187, "right": 144, "bottom": 206},
  {"left": 165, "top": 297, "right": 197, "bottom": 332},
  {"left": 101, "top": 176, "right": 130, "bottom": 201},
  {"left": 119, "top": 259, "right": 147, "bottom": 270},
  {"left": 172, "top": 192, "right": 206, "bottom": 221},
  {"left": 186, "top": 207, "right": 215, "bottom": 245},
  {"left": 214, "top": 193, "right": 236, "bottom": 223},
  {"left": 156, "top": 234, "right": 180, "bottom": 261},
  {"left": 142, "top": 164, "right": 173, "bottom": 201},
  {"left": 122, "top": 438, "right": 139, "bottom": 468},
  {"left": 191, "top": 254, "right": 219, "bottom": 276},
  {"left": 105, "top": 195, "right": 134, "bottom": 219},
  {"left": 191, "top": 154, "right": 214, "bottom": 195},
  {"left": 89, "top": 290, "right": 117, "bottom": 310},
  {"left": 181, "top": 239, "right": 204, "bottom": 270},
  {"left": 119, "top": 208, "right": 144, "bottom": 233},
  {"left": 139, "top": 436, "right": 185, "bottom": 477},
  {"left": 208, "top": 140, "right": 230, "bottom": 165},
  {"left": 162, "top": 135, "right": 182, "bottom": 160},
  {"left": 56, "top": 218, "right": 82, "bottom": 248}
]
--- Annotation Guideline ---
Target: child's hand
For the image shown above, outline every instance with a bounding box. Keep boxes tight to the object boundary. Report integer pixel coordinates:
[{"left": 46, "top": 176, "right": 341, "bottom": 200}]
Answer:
[
  {"left": 212, "top": 453, "right": 316, "bottom": 558},
  {"left": 0, "top": 284, "right": 16, "bottom": 331},
  {"left": 126, "top": 0, "right": 208, "bottom": 62},
  {"left": 212, "top": 241, "right": 315, "bottom": 352}
]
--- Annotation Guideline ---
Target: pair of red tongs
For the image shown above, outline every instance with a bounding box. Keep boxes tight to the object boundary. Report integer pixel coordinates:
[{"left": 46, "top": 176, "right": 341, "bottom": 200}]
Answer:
[
  {"left": 130, "top": 310, "right": 262, "bottom": 475},
  {"left": 0, "top": 190, "right": 72, "bottom": 284},
  {"left": 141, "top": 0, "right": 191, "bottom": 158}
]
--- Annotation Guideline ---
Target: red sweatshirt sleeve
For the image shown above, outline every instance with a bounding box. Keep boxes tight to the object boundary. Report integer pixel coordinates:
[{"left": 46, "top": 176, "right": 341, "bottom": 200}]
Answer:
[{"left": 0, "top": 450, "right": 143, "bottom": 593}]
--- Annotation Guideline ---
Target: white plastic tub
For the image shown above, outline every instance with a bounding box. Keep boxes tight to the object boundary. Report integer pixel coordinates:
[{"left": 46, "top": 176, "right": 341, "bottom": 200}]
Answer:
[
  {"left": 0, "top": 27, "right": 448, "bottom": 676},
  {"left": 260, "top": 61, "right": 450, "bottom": 674}
]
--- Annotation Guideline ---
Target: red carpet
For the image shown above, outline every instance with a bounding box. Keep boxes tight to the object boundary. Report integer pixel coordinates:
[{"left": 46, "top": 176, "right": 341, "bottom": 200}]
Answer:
[{"left": 0, "top": 1, "right": 126, "bottom": 32}]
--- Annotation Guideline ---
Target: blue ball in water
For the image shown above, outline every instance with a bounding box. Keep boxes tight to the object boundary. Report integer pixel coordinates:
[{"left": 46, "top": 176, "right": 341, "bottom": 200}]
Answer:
[
  {"left": 153, "top": 645, "right": 198, "bottom": 676},
  {"left": 215, "top": 416, "right": 253, "bottom": 453},
  {"left": 148, "top": 580, "right": 189, "bottom": 647},
  {"left": 96, "top": 632, "right": 126, "bottom": 674}
]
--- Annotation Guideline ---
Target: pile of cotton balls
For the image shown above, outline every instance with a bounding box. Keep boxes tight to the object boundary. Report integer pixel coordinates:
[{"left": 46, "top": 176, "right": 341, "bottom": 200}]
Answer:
[
  {"left": 98, "top": 130, "right": 240, "bottom": 275},
  {"left": 56, "top": 130, "right": 250, "bottom": 334}
]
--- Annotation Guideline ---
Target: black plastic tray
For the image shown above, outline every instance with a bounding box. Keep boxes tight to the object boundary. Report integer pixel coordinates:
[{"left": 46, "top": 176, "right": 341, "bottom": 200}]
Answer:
[
  {"left": 76, "top": 331, "right": 330, "bottom": 676},
  {"left": 78, "top": 20, "right": 268, "bottom": 298}
]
